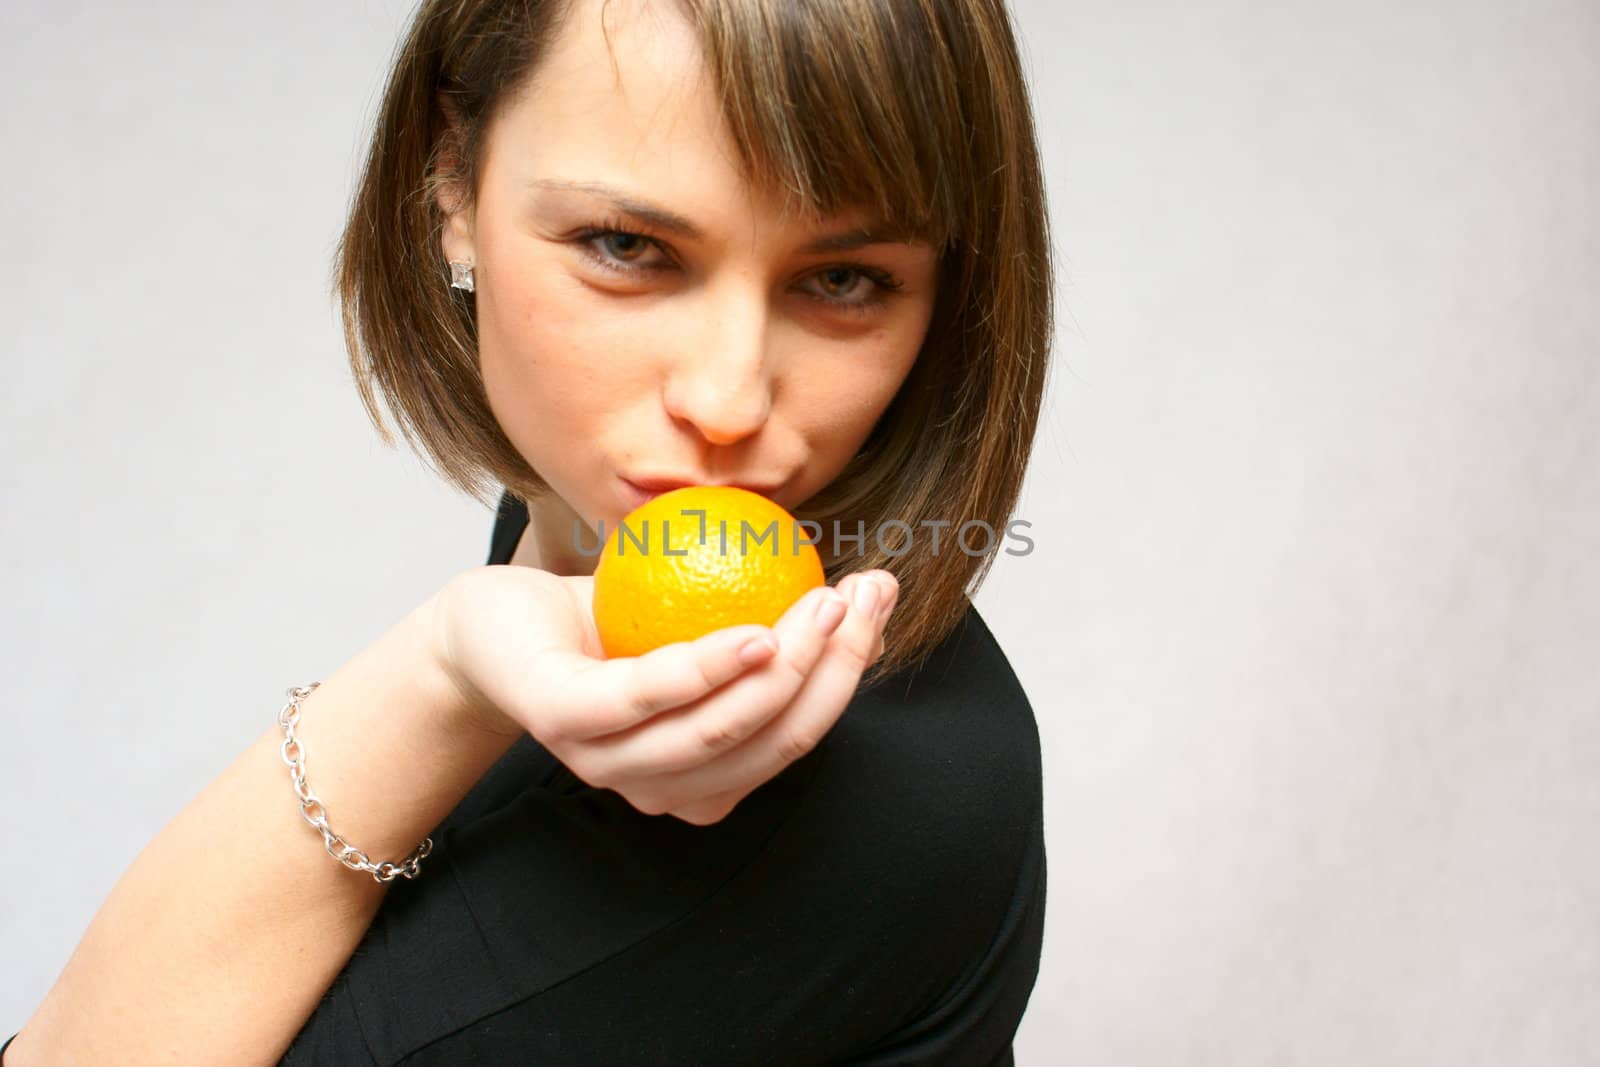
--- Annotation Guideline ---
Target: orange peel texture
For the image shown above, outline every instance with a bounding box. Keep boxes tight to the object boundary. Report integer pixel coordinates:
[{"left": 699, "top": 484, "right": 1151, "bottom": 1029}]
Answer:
[{"left": 592, "top": 486, "right": 826, "bottom": 659}]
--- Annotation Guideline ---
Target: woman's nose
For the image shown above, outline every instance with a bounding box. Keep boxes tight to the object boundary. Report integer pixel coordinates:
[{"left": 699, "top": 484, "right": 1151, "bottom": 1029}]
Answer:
[{"left": 661, "top": 299, "right": 774, "bottom": 446}]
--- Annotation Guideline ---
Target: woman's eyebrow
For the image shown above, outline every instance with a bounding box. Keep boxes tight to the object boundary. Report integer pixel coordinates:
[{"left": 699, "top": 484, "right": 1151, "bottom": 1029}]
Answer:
[{"left": 528, "top": 178, "right": 922, "bottom": 251}]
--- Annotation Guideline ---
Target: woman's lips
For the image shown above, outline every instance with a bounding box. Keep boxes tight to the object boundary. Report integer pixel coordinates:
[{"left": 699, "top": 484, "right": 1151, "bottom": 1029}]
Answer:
[
  {"left": 618, "top": 477, "right": 673, "bottom": 510},
  {"left": 618, "top": 475, "right": 784, "bottom": 511}
]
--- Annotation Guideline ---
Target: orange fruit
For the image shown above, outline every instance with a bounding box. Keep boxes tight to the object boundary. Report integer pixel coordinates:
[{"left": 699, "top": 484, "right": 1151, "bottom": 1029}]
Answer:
[{"left": 592, "top": 486, "right": 825, "bottom": 658}]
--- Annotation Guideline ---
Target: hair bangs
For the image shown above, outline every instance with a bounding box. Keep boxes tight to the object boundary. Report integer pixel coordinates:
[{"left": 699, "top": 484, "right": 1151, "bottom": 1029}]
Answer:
[{"left": 681, "top": 0, "right": 967, "bottom": 247}]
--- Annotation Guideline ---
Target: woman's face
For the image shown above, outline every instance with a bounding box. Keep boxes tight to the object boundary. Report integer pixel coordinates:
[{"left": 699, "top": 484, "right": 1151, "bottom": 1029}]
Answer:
[{"left": 439, "top": 0, "right": 939, "bottom": 574}]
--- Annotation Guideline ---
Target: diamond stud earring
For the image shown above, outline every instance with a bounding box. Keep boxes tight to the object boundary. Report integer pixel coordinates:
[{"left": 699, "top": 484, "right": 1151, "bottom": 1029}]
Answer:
[{"left": 449, "top": 260, "right": 475, "bottom": 293}]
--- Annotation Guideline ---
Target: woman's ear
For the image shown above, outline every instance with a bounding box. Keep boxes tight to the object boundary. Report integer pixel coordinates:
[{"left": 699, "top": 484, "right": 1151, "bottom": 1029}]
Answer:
[{"left": 433, "top": 92, "right": 476, "bottom": 266}]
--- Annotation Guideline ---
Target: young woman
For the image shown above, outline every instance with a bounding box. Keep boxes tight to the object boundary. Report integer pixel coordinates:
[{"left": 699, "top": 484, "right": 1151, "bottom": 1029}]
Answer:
[{"left": 6, "top": 0, "right": 1052, "bottom": 1062}]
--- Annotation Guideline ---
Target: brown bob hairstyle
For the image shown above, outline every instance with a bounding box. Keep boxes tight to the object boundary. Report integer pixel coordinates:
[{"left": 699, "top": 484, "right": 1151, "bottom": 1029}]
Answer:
[{"left": 334, "top": 0, "right": 1054, "bottom": 688}]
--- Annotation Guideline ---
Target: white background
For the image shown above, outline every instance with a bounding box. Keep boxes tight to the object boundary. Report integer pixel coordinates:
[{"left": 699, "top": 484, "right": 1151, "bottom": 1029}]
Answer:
[{"left": 3, "top": 1, "right": 1597, "bottom": 1063}]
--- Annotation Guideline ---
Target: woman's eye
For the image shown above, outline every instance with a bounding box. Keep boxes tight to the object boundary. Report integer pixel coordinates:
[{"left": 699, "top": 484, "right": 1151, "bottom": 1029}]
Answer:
[
  {"left": 800, "top": 266, "right": 904, "bottom": 315},
  {"left": 811, "top": 268, "right": 872, "bottom": 301},
  {"left": 578, "top": 230, "right": 664, "bottom": 271}
]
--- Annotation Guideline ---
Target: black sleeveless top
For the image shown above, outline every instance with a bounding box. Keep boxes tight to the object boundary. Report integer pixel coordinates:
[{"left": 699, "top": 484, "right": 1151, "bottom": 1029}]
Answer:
[{"left": 4, "top": 492, "right": 1046, "bottom": 1066}]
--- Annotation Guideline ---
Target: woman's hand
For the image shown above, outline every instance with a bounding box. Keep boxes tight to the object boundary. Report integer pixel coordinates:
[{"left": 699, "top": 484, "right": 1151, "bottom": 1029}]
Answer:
[{"left": 430, "top": 564, "right": 898, "bottom": 825}]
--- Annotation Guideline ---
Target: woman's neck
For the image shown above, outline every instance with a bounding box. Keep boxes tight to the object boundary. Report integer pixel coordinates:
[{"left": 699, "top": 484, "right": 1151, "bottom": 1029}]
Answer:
[{"left": 508, "top": 491, "right": 599, "bottom": 576}]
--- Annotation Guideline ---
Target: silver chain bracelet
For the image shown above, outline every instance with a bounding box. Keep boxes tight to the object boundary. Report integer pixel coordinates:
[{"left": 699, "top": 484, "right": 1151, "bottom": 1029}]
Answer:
[{"left": 276, "top": 682, "right": 434, "bottom": 883}]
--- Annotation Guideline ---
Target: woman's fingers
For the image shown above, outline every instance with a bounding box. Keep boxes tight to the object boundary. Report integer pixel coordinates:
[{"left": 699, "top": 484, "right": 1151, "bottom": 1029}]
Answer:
[
  {"left": 650, "top": 570, "right": 898, "bottom": 821},
  {"left": 564, "top": 584, "right": 852, "bottom": 782},
  {"left": 534, "top": 617, "right": 778, "bottom": 742}
]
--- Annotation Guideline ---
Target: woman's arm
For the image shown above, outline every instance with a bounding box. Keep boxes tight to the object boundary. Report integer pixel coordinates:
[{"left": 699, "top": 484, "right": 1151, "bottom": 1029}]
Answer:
[
  {"left": 6, "top": 593, "right": 516, "bottom": 1067},
  {"left": 8, "top": 560, "right": 892, "bottom": 1065}
]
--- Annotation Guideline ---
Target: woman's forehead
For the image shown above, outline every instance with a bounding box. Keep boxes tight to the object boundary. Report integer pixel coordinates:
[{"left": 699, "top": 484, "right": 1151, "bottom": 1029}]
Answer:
[
  {"left": 486, "top": 1, "right": 733, "bottom": 186},
  {"left": 524, "top": 0, "right": 708, "bottom": 123}
]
